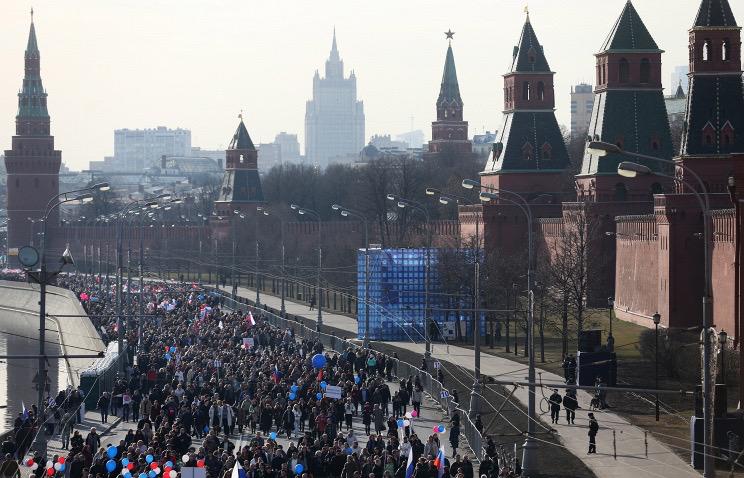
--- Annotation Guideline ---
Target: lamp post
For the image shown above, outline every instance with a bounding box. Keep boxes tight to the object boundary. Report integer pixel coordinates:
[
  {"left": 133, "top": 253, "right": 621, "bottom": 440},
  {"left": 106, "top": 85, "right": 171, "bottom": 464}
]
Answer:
[
  {"left": 332, "top": 204, "right": 370, "bottom": 347},
  {"left": 387, "top": 194, "right": 432, "bottom": 361},
  {"left": 291, "top": 204, "right": 323, "bottom": 330},
  {"left": 255, "top": 206, "right": 269, "bottom": 306},
  {"left": 607, "top": 297, "right": 615, "bottom": 352},
  {"left": 589, "top": 141, "right": 714, "bottom": 477},
  {"left": 464, "top": 178, "right": 538, "bottom": 474},
  {"left": 31, "top": 186, "right": 102, "bottom": 455},
  {"left": 653, "top": 312, "right": 661, "bottom": 422},
  {"left": 425, "top": 187, "right": 482, "bottom": 417}
]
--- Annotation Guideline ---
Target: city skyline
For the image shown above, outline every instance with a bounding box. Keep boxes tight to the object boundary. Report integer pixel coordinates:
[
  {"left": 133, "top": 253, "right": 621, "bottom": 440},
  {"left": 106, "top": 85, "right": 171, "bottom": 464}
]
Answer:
[{"left": 0, "top": 0, "right": 721, "bottom": 170}]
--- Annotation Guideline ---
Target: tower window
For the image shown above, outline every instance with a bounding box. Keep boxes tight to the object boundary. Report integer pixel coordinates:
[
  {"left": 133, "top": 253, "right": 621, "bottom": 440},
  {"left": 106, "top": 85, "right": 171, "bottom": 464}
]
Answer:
[
  {"left": 522, "top": 82, "right": 531, "bottom": 101},
  {"left": 522, "top": 142, "right": 534, "bottom": 161},
  {"left": 537, "top": 81, "right": 545, "bottom": 101},
  {"left": 703, "top": 39, "right": 712, "bottom": 61},
  {"left": 619, "top": 58, "right": 630, "bottom": 83},
  {"left": 640, "top": 59, "right": 651, "bottom": 84},
  {"left": 723, "top": 39, "right": 731, "bottom": 61},
  {"left": 240, "top": 154, "right": 244, "bottom": 164},
  {"left": 541, "top": 142, "right": 552, "bottom": 160}
]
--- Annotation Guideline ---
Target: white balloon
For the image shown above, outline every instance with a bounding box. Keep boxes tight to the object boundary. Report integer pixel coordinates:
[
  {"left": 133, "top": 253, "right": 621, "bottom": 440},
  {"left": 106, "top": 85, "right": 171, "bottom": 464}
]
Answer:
[
  {"left": 31, "top": 464, "right": 39, "bottom": 471},
  {"left": 403, "top": 420, "right": 411, "bottom": 427},
  {"left": 154, "top": 468, "right": 161, "bottom": 475},
  {"left": 169, "top": 471, "right": 178, "bottom": 478},
  {"left": 182, "top": 455, "right": 190, "bottom": 463},
  {"left": 54, "top": 464, "right": 61, "bottom": 471},
  {"left": 46, "top": 462, "right": 53, "bottom": 469},
  {"left": 404, "top": 412, "right": 412, "bottom": 419}
]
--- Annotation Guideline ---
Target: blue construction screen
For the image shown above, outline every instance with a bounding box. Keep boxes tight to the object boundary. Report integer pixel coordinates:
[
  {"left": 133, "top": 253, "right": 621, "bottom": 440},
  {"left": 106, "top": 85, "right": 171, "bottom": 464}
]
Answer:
[{"left": 357, "top": 248, "right": 484, "bottom": 342}]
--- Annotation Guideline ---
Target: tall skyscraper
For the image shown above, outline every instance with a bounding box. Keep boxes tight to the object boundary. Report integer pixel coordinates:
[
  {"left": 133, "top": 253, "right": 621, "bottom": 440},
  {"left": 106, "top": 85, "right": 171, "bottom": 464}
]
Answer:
[
  {"left": 5, "top": 13, "right": 62, "bottom": 252},
  {"left": 570, "top": 83, "right": 594, "bottom": 138},
  {"left": 305, "top": 31, "right": 365, "bottom": 168}
]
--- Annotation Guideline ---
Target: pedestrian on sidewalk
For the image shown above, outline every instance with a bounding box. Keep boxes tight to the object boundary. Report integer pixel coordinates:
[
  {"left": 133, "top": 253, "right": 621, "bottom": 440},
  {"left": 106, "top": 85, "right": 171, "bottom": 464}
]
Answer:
[
  {"left": 549, "top": 389, "right": 562, "bottom": 424},
  {"left": 309, "top": 296, "right": 316, "bottom": 311},
  {"left": 449, "top": 423, "right": 460, "bottom": 457},
  {"left": 96, "top": 392, "right": 110, "bottom": 424},
  {"left": 60, "top": 413, "right": 73, "bottom": 449},
  {"left": 588, "top": 413, "right": 599, "bottom": 454},
  {"left": 85, "top": 427, "right": 100, "bottom": 451},
  {"left": 563, "top": 390, "right": 578, "bottom": 425}
]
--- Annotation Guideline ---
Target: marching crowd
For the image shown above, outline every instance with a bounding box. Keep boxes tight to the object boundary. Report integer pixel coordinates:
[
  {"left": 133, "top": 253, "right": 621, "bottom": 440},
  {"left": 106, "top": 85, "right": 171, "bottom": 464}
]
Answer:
[{"left": 0, "top": 275, "right": 521, "bottom": 478}]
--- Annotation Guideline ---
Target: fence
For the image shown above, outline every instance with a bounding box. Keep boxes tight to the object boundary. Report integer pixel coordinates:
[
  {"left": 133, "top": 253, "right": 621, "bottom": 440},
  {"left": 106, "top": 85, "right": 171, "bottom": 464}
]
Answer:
[
  {"left": 207, "top": 286, "right": 492, "bottom": 464},
  {"left": 79, "top": 341, "right": 128, "bottom": 409}
]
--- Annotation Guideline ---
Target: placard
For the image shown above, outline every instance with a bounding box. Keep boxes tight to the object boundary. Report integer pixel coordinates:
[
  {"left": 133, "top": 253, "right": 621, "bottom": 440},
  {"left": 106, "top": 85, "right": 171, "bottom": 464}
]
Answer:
[{"left": 324, "top": 385, "right": 342, "bottom": 399}]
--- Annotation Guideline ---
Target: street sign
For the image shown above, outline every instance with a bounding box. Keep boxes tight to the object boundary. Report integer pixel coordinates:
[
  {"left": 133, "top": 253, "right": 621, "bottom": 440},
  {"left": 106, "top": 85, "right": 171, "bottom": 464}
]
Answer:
[
  {"left": 440, "top": 390, "right": 449, "bottom": 398},
  {"left": 433, "top": 361, "right": 441, "bottom": 369}
]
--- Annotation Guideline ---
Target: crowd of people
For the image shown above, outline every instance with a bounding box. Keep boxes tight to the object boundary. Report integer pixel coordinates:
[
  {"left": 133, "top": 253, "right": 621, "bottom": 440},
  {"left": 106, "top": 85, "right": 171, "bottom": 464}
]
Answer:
[{"left": 0, "top": 274, "right": 521, "bottom": 478}]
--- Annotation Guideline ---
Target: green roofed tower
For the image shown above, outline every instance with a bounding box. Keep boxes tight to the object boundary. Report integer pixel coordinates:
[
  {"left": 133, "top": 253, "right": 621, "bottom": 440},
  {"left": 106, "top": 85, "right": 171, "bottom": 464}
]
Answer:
[
  {"left": 214, "top": 116, "right": 264, "bottom": 217},
  {"left": 426, "top": 31, "right": 473, "bottom": 159},
  {"left": 480, "top": 12, "right": 570, "bottom": 199},
  {"left": 676, "top": 0, "right": 744, "bottom": 194},
  {"left": 576, "top": 1, "right": 674, "bottom": 202},
  {"left": 4, "top": 12, "right": 62, "bottom": 253}
]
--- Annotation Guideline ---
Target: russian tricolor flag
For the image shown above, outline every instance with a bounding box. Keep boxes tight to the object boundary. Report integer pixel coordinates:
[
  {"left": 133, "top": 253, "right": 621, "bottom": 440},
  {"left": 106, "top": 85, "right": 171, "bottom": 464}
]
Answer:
[
  {"left": 231, "top": 459, "right": 246, "bottom": 478},
  {"left": 433, "top": 444, "right": 445, "bottom": 478},
  {"left": 404, "top": 444, "right": 415, "bottom": 478},
  {"left": 246, "top": 311, "right": 255, "bottom": 326}
]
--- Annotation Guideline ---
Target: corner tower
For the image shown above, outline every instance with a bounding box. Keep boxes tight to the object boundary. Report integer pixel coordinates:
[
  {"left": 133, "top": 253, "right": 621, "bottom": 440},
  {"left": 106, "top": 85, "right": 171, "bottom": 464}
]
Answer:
[
  {"left": 426, "top": 31, "right": 473, "bottom": 160},
  {"left": 576, "top": 1, "right": 674, "bottom": 202},
  {"left": 677, "top": 0, "right": 744, "bottom": 192},
  {"left": 480, "top": 13, "right": 570, "bottom": 199},
  {"left": 4, "top": 12, "right": 62, "bottom": 251},
  {"left": 214, "top": 116, "right": 264, "bottom": 217}
]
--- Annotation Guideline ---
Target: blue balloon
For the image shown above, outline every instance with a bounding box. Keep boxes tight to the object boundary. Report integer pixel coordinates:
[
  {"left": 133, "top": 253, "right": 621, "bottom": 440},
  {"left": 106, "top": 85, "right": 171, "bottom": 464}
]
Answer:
[
  {"left": 354, "top": 375, "right": 361, "bottom": 384},
  {"left": 294, "top": 464, "right": 304, "bottom": 474},
  {"left": 291, "top": 384, "right": 299, "bottom": 393},
  {"left": 170, "top": 346, "right": 177, "bottom": 353},
  {"left": 121, "top": 459, "right": 129, "bottom": 467},
  {"left": 148, "top": 472, "right": 156, "bottom": 478},
  {"left": 164, "top": 462, "right": 173, "bottom": 468},
  {"left": 140, "top": 474, "right": 148, "bottom": 478},
  {"left": 345, "top": 448, "right": 353, "bottom": 455},
  {"left": 107, "top": 446, "right": 118, "bottom": 459},
  {"left": 316, "top": 393, "right": 323, "bottom": 400},
  {"left": 123, "top": 473, "right": 131, "bottom": 478},
  {"left": 396, "top": 419, "right": 404, "bottom": 427},
  {"left": 106, "top": 460, "right": 116, "bottom": 473},
  {"left": 320, "top": 381, "right": 327, "bottom": 390},
  {"left": 59, "top": 464, "right": 66, "bottom": 472},
  {"left": 289, "top": 392, "right": 296, "bottom": 400},
  {"left": 312, "top": 354, "right": 326, "bottom": 369},
  {"left": 204, "top": 425, "right": 209, "bottom": 433},
  {"left": 269, "top": 431, "right": 277, "bottom": 440},
  {"left": 145, "top": 455, "right": 154, "bottom": 464},
  {"left": 165, "top": 353, "right": 172, "bottom": 361}
]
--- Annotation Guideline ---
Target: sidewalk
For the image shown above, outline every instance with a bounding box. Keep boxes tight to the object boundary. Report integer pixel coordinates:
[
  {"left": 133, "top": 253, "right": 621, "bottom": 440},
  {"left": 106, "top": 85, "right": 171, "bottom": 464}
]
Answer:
[{"left": 229, "top": 285, "right": 701, "bottom": 478}]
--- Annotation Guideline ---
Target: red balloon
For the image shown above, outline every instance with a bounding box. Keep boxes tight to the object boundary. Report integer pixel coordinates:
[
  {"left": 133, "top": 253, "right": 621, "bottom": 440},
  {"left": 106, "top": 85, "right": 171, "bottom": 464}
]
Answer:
[
  {"left": 57, "top": 458, "right": 65, "bottom": 465},
  {"left": 26, "top": 459, "right": 35, "bottom": 467},
  {"left": 196, "top": 460, "right": 205, "bottom": 468},
  {"left": 150, "top": 463, "right": 158, "bottom": 470},
  {"left": 127, "top": 464, "right": 135, "bottom": 471},
  {"left": 164, "top": 468, "right": 171, "bottom": 475},
  {"left": 47, "top": 468, "right": 54, "bottom": 476}
]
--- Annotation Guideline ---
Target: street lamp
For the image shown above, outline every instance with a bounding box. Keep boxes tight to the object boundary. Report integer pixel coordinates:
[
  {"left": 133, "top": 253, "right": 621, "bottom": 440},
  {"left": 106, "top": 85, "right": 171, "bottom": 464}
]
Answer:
[
  {"left": 653, "top": 312, "right": 661, "bottom": 422},
  {"left": 332, "top": 204, "right": 371, "bottom": 347},
  {"left": 291, "top": 204, "right": 323, "bottom": 330},
  {"left": 467, "top": 179, "right": 538, "bottom": 475},
  {"left": 425, "top": 187, "right": 482, "bottom": 418},
  {"left": 607, "top": 297, "right": 615, "bottom": 352},
  {"left": 387, "top": 194, "right": 432, "bottom": 362},
  {"left": 591, "top": 140, "right": 715, "bottom": 477}
]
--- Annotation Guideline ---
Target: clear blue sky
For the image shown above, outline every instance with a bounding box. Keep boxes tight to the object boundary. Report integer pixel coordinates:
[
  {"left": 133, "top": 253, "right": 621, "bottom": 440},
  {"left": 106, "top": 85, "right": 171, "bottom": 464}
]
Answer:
[{"left": 0, "top": 0, "right": 725, "bottom": 170}]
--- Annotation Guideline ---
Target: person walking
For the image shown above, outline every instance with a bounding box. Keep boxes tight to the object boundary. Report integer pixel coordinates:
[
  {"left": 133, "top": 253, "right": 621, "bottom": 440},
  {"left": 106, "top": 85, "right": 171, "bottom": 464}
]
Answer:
[
  {"left": 548, "top": 389, "right": 562, "bottom": 424},
  {"left": 96, "top": 392, "right": 110, "bottom": 424},
  {"left": 449, "top": 423, "right": 460, "bottom": 457},
  {"left": 563, "top": 390, "right": 578, "bottom": 425},
  {"left": 588, "top": 413, "right": 599, "bottom": 454}
]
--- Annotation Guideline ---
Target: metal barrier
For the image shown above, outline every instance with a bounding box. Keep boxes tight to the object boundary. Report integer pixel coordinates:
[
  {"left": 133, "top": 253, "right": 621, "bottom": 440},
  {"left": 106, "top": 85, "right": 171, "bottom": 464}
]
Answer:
[
  {"left": 79, "top": 341, "right": 128, "bottom": 409},
  {"left": 210, "top": 287, "right": 492, "bottom": 462}
]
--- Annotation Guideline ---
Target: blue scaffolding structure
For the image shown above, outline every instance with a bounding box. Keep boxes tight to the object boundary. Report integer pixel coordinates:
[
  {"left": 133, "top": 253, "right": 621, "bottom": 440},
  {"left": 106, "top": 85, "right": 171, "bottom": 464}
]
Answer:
[{"left": 357, "top": 248, "right": 483, "bottom": 341}]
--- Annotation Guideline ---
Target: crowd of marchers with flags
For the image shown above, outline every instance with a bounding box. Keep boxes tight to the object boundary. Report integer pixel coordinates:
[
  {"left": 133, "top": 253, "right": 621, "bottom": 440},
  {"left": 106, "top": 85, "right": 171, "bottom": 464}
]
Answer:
[{"left": 0, "top": 274, "right": 521, "bottom": 478}]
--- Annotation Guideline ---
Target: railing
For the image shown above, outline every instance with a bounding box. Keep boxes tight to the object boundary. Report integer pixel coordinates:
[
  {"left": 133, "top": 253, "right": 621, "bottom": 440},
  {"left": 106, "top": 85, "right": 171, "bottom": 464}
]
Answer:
[
  {"left": 208, "top": 287, "right": 492, "bottom": 463},
  {"left": 79, "top": 341, "right": 128, "bottom": 409}
]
